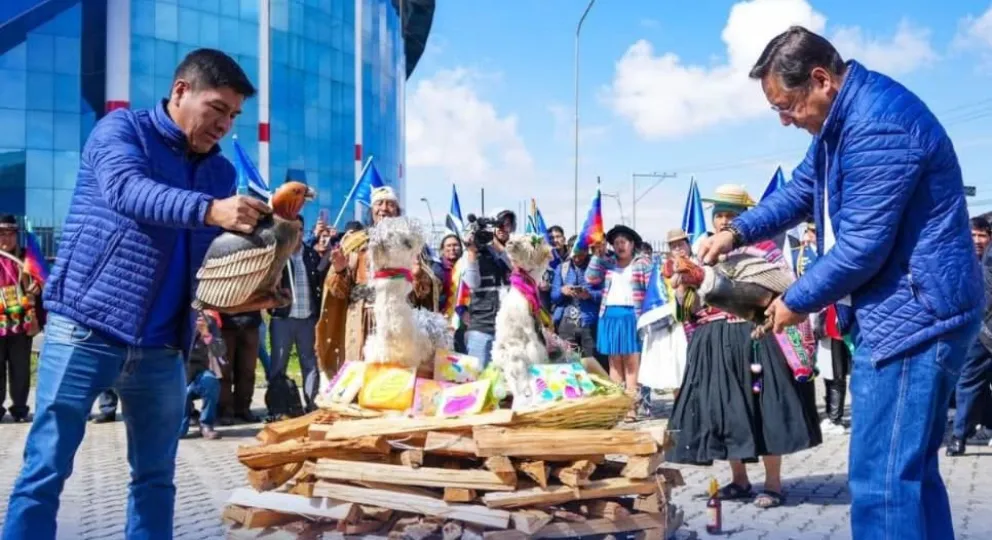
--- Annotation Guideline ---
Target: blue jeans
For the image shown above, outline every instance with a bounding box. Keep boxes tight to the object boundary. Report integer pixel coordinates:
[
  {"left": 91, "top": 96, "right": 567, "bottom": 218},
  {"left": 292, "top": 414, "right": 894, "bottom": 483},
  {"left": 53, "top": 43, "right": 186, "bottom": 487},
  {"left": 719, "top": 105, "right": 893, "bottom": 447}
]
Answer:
[
  {"left": 269, "top": 316, "right": 318, "bottom": 409},
  {"left": 181, "top": 370, "right": 220, "bottom": 434},
  {"left": 848, "top": 320, "right": 978, "bottom": 540},
  {"left": 465, "top": 330, "right": 495, "bottom": 366},
  {"left": 2, "top": 314, "right": 187, "bottom": 540},
  {"left": 257, "top": 320, "right": 272, "bottom": 380},
  {"left": 952, "top": 337, "right": 992, "bottom": 439}
]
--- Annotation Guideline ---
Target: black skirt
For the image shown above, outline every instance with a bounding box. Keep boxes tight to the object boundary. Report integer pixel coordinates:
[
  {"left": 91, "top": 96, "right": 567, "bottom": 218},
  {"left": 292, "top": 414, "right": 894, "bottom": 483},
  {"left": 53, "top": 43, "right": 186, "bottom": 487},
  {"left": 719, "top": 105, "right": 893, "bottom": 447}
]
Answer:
[{"left": 666, "top": 320, "right": 822, "bottom": 465}]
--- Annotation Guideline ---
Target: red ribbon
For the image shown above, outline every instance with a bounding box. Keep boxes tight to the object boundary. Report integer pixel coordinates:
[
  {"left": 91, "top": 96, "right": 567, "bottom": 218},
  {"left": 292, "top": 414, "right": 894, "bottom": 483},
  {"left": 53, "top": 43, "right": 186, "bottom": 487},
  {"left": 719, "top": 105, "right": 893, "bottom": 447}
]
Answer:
[{"left": 373, "top": 268, "right": 413, "bottom": 282}]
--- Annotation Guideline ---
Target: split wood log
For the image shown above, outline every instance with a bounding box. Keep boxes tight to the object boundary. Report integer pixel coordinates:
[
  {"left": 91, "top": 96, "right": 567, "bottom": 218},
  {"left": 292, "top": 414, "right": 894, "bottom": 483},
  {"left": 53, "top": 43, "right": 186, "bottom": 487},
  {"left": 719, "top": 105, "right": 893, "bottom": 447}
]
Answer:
[
  {"left": 552, "top": 460, "right": 597, "bottom": 488},
  {"left": 424, "top": 431, "right": 479, "bottom": 457},
  {"left": 225, "top": 488, "right": 355, "bottom": 521},
  {"left": 237, "top": 437, "right": 390, "bottom": 469},
  {"left": 533, "top": 513, "right": 666, "bottom": 539},
  {"left": 517, "top": 461, "right": 549, "bottom": 489},
  {"left": 473, "top": 427, "right": 657, "bottom": 457},
  {"left": 222, "top": 504, "right": 248, "bottom": 525},
  {"left": 246, "top": 461, "right": 304, "bottom": 491},
  {"left": 443, "top": 488, "right": 477, "bottom": 503},
  {"left": 356, "top": 481, "right": 442, "bottom": 499},
  {"left": 315, "top": 458, "right": 516, "bottom": 491},
  {"left": 255, "top": 409, "right": 337, "bottom": 445},
  {"left": 656, "top": 467, "right": 686, "bottom": 487},
  {"left": 511, "top": 509, "right": 553, "bottom": 535},
  {"left": 483, "top": 456, "right": 517, "bottom": 485},
  {"left": 580, "top": 500, "right": 631, "bottom": 520},
  {"left": 313, "top": 481, "right": 511, "bottom": 529},
  {"left": 310, "top": 409, "right": 514, "bottom": 441},
  {"left": 621, "top": 454, "right": 664, "bottom": 480},
  {"left": 240, "top": 508, "right": 300, "bottom": 529},
  {"left": 482, "top": 477, "right": 658, "bottom": 509},
  {"left": 288, "top": 481, "right": 314, "bottom": 498},
  {"left": 398, "top": 449, "right": 424, "bottom": 468}
]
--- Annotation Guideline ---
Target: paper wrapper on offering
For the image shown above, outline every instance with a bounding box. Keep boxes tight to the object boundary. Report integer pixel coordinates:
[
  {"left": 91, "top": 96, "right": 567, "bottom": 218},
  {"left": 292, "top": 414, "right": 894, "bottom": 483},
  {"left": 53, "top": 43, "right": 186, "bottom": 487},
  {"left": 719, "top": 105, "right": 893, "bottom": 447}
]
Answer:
[
  {"left": 433, "top": 350, "right": 484, "bottom": 384},
  {"left": 359, "top": 364, "right": 417, "bottom": 411},
  {"left": 321, "top": 361, "right": 366, "bottom": 404},
  {"left": 436, "top": 380, "right": 491, "bottom": 417},
  {"left": 528, "top": 362, "right": 597, "bottom": 404},
  {"left": 407, "top": 378, "right": 453, "bottom": 417}
]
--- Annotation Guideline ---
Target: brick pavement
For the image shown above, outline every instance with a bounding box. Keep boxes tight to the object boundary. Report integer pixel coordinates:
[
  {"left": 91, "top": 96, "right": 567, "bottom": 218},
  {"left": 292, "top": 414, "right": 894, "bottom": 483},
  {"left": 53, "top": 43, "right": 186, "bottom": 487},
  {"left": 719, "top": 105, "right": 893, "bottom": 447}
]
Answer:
[{"left": 0, "top": 389, "right": 989, "bottom": 540}]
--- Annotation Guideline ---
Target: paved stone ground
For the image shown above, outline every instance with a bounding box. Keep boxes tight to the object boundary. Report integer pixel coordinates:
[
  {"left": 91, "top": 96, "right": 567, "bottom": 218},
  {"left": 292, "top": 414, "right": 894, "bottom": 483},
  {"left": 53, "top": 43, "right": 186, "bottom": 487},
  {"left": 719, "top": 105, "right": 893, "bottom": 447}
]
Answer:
[{"left": 0, "top": 389, "right": 989, "bottom": 540}]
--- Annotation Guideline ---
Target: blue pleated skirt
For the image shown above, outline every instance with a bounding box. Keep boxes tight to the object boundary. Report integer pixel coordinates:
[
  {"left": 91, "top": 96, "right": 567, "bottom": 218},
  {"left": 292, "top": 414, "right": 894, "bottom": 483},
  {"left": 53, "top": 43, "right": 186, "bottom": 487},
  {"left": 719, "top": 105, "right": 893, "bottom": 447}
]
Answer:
[{"left": 596, "top": 305, "right": 641, "bottom": 355}]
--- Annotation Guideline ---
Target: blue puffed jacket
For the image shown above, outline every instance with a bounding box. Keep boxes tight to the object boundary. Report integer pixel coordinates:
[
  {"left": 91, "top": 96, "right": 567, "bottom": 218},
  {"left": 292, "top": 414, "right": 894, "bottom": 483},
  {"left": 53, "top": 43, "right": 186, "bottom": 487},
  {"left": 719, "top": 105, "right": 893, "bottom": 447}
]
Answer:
[
  {"left": 733, "top": 60, "right": 983, "bottom": 363},
  {"left": 43, "top": 101, "right": 235, "bottom": 350}
]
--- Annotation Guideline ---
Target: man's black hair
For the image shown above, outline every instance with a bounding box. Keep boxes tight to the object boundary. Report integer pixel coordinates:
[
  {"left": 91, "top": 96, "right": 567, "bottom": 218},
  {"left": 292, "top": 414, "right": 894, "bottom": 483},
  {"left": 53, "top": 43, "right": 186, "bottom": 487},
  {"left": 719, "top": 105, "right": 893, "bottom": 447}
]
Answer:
[
  {"left": 343, "top": 220, "right": 365, "bottom": 234},
  {"left": 174, "top": 48, "right": 256, "bottom": 98},
  {"left": 971, "top": 216, "right": 991, "bottom": 234},
  {"left": 0, "top": 214, "right": 17, "bottom": 226},
  {"left": 548, "top": 225, "right": 564, "bottom": 236},
  {"left": 749, "top": 26, "right": 846, "bottom": 90}
]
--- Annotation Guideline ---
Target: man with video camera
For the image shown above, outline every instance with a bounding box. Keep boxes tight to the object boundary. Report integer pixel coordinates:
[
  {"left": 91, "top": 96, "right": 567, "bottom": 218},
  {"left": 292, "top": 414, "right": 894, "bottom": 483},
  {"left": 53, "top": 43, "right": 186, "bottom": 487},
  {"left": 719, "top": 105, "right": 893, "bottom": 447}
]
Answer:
[{"left": 462, "top": 209, "right": 516, "bottom": 365}]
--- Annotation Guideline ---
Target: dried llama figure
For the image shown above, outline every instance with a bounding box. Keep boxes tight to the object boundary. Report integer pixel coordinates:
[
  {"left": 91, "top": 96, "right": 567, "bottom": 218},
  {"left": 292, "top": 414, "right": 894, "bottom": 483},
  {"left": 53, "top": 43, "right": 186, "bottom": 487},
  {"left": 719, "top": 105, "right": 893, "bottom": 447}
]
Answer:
[
  {"left": 491, "top": 233, "right": 555, "bottom": 410},
  {"left": 362, "top": 216, "right": 430, "bottom": 369}
]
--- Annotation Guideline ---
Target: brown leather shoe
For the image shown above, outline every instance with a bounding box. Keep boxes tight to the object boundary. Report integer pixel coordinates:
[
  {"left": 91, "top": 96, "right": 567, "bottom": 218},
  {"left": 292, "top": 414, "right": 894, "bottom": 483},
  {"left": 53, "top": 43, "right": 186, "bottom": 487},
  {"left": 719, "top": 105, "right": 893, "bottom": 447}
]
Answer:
[{"left": 200, "top": 425, "right": 222, "bottom": 440}]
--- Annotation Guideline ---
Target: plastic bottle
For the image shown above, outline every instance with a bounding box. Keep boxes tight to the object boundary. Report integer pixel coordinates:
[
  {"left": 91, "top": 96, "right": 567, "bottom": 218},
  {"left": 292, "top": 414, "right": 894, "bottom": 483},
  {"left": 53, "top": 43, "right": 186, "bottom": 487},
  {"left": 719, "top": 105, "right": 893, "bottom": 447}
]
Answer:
[{"left": 706, "top": 477, "right": 722, "bottom": 534}]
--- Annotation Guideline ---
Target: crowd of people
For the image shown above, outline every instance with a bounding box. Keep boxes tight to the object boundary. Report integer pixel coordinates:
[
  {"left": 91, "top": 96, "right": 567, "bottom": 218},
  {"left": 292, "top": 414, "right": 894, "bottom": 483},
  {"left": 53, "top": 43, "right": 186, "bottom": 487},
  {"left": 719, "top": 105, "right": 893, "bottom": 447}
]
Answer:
[{"left": 0, "top": 25, "right": 989, "bottom": 540}]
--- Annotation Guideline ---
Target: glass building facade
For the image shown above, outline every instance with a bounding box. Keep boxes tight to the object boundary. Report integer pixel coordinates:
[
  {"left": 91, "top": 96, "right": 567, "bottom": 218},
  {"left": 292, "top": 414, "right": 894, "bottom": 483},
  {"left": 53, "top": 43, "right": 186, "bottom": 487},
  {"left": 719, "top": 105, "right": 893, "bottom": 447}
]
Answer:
[{"left": 0, "top": 0, "right": 424, "bottom": 235}]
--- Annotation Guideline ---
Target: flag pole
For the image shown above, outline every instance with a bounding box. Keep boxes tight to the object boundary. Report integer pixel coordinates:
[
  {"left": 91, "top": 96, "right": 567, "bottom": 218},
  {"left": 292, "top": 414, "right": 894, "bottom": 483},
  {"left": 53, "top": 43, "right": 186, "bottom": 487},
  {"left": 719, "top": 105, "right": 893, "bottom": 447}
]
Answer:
[{"left": 334, "top": 155, "right": 374, "bottom": 227}]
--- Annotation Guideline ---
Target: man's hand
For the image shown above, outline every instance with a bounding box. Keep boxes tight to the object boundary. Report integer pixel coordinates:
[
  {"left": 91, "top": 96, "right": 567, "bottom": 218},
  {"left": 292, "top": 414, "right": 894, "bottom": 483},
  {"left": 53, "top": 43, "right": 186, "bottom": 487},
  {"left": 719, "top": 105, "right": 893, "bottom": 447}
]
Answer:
[
  {"left": 591, "top": 242, "right": 606, "bottom": 257},
  {"left": 330, "top": 246, "right": 348, "bottom": 273},
  {"left": 25, "top": 281, "right": 41, "bottom": 296},
  {"left": 561, "top": 285, "right": 574, "bottom": 297},
  {"left": 764, "top": 297, "right": 806, "bottom": 334},
  {"left": 697, "top": 231, "right": 736, "bottom": 265},
  {"left": 576, "top": 288, "right": 591, "bottom": 300},
  {"left": 538, "top": 280, "right": 550, "bottom": 292},
  {"left": 205, "top": 195, "right": 271, "bottom": 234}
]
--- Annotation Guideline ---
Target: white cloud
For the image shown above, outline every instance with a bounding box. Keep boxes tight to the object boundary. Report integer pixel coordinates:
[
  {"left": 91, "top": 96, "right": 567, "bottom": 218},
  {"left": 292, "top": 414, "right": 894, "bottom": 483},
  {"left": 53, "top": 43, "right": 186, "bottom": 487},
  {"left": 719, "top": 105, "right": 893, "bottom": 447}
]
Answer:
[
  {"left": 640, "top": 18, "right": 661, "bottom": 29},
  {"left": 953, "top": 5, "right": 992, "bottom": 64},
  {"left": 406, "top": 68, "right": 533, "bottom": 187},
  {"left": 607, "top": 0, "right": 937, "bottom": 139}
]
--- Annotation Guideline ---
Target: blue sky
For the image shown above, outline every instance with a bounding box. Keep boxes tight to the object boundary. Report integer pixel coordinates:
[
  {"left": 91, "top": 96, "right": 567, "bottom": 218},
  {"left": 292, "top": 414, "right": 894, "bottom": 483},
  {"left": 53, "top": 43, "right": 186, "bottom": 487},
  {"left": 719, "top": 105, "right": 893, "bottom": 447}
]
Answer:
[{"left": 404, "top": 0, "right": 992, "bottom": 242}]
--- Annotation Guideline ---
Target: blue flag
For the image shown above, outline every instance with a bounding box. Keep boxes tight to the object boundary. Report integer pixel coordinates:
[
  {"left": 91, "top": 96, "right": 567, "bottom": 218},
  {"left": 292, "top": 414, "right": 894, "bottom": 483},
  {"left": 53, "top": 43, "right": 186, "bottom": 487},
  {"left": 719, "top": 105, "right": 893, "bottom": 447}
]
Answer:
[
  {"left": 637, "top": 261, "right": 672, "bottom": 330},
  {"left": 354, "top": 158, "right": 386, "bottom": 207},
  {"left": 445, "top": 184, "right": 464, "bottom": 234},
  {"left": 233, "top": 138, "right": 270, "bottom": 200},
  {"left": 761, "top": 166, "right": 787, "bottom": 201},
  {"left": 681, "top": 178, "right": 707, "bottom": 245}
]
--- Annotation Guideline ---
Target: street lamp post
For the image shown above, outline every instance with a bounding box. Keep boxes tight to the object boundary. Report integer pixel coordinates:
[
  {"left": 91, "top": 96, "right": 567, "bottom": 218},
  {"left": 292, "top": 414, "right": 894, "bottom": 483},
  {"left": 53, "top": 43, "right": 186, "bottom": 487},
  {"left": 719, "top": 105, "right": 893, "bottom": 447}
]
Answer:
[
  {"left": 420, "top": 197, "right": 436, "bottom": 236},
  {"left": 574, "top": 0, "right": 597, "bottom": 233},
  {"left": 631, "top": 172, "right": 677, "bottom": 229},
  {"left": 601, "top": 192, "right": 626, "bottom": 226}
]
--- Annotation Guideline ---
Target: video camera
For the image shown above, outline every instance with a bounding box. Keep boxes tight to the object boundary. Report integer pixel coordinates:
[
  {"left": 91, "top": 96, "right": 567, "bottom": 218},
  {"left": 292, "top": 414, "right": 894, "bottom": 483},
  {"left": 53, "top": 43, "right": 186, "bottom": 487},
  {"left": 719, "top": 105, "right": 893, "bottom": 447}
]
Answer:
[{"left": 465, "top": 213, "right": 498, "bottom": 246}]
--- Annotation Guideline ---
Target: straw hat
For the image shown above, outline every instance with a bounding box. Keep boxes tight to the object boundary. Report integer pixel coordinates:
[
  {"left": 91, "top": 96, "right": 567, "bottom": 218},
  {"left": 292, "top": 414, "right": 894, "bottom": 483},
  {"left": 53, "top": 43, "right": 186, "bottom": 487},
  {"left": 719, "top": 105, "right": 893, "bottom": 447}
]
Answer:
[
  {"left": 666, "top": 229, "right": 688, "bottom": 243},
  {"left": 702, "top": 184, "right": 757, "bottom": 209}
]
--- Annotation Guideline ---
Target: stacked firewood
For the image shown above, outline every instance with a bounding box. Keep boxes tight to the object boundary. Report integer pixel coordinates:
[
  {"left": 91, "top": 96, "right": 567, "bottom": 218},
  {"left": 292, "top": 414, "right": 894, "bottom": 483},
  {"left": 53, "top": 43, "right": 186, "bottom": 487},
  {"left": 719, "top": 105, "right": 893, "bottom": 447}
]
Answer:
[{"left": 224, "top": 409, "right": 685, "bottom": 539}]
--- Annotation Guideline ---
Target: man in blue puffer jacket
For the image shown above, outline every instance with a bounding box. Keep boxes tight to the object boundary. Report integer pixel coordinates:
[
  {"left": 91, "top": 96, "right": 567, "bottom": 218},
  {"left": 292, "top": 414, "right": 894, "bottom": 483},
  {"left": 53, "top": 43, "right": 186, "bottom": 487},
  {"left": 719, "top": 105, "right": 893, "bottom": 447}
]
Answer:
[
  {"left": 699, "top": 27, "right": 983, "bottom": 540},
  {"left": 3, "top": 49, "right": 270, "bottom": 540}
]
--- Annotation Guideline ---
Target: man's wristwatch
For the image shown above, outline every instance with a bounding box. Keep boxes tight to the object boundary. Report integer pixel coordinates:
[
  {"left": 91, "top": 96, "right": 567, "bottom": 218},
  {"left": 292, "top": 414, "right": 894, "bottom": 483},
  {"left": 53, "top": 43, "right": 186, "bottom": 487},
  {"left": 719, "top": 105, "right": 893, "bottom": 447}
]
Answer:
[{"left": 723, "top": 222, "right": 746, "bottom": 250}]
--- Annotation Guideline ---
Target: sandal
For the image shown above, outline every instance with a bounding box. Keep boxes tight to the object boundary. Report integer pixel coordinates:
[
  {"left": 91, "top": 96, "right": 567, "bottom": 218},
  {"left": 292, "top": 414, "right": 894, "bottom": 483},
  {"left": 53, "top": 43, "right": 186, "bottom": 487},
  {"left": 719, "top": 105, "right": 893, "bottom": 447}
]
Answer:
[
  {"left": 718, "top": 482, "right": 753, "bottom": 500},
  {"left": 754, "top": 490, "right": 785, "bottom": 509}
]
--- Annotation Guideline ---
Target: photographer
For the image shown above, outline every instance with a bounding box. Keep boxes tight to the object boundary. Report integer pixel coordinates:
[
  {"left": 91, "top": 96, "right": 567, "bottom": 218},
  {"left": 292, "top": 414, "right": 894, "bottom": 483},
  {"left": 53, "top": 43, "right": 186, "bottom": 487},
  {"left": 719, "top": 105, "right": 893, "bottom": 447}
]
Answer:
[{"left": 462, "top": 209, "right": 516, "bottom": 365}]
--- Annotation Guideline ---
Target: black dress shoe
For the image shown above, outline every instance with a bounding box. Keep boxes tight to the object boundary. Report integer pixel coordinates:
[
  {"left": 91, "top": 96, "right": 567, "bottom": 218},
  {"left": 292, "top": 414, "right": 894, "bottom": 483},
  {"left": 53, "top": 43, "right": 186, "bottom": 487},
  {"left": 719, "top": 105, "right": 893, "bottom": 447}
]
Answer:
[
  {"left": 236, "top": 411, "right": 260, "bottom": 424},
  {"left": 11, "top": 415, "right": 28, "bottom": 424},
  {"left": 946, "top": 437, "right": 966, "bottom": 456}
]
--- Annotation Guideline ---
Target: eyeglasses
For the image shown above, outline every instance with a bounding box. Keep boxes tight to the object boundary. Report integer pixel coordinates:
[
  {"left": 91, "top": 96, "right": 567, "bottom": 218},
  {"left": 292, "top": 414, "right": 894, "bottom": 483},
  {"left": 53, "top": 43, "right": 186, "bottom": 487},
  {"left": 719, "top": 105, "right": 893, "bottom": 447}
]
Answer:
[{"left": 770, "top": 86, "right": 810, "bottom": 117}]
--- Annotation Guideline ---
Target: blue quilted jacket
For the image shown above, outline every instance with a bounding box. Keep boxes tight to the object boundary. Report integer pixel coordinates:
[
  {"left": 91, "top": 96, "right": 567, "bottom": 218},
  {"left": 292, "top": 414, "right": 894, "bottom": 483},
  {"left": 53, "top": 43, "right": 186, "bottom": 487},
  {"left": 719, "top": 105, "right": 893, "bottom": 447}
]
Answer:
[
  {"left": 733, "top": 60, "right": 984, "bottom": 363},
  {"left": 43, "top": 101, "right": 235, "bottom": 349}
]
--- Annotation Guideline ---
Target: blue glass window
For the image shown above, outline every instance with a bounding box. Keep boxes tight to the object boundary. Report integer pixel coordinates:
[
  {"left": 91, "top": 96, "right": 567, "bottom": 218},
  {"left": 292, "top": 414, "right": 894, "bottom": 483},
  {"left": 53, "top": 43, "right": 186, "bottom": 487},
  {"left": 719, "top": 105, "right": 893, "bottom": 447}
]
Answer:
[
  {"left": 200, "top": 12, "right": 221, "bottom": 50},
  {"left": 52, "top": 151, "right": 79, "bottom": 190},
  {"left": 25, "top": 110, "right": 54, "bottom": 150},
  {"left": 154, "top": 39, "right": 177, "bottom": 77},
  {"left": 178, "top": 8, "right": 199, "bottom": 45},
  {"left": 25, "top": 150, "right": 54, "bottom": 190},
  {"left": 53, "top": 189, "right": 73, "bottom": 227},
  {"left": 52, "top": 36, "right": 81, "bottom": 76},
  {"left": 132, "top": 0, "right": 157, "bottom": 38},
  {"left": 154, "top": 2, "right": 179, "bottom": 42},
  {"left": 239, "top": 0, "right": 258, "bottom": 21},
  {"left": 0, "top": 42, "right": 28, "bottom": 71},
  {"left": 26, "top": 33, "right": 54, "bottom": 73},
  {"left": 25, "top": 189, "right": 53, "bottom": 223},
  {"left": 132, "top": 35, "right": 156, "bottom": 76},
  {"left": 25, "top": 71, "right": 54, "bottom": 111},
  {"left": 0, "top": 69, "right": 27, "bottom": 110},
  {"left": 53, "top": 113, "right": 81, "bottom": 152},
  {"left": 53, "top": 74, "right": 80, "bottom": 113},
  {"left": 0, "top": 109, "right": 26, "bottom": 148}
]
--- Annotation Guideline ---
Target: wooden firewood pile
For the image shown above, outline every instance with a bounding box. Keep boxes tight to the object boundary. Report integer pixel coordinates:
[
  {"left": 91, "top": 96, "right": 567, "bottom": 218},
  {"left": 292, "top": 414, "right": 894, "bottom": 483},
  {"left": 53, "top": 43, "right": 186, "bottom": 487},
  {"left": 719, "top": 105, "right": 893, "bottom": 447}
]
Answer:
[{"left": 225, "top": 408, "right": 685, "bottom": 539}]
